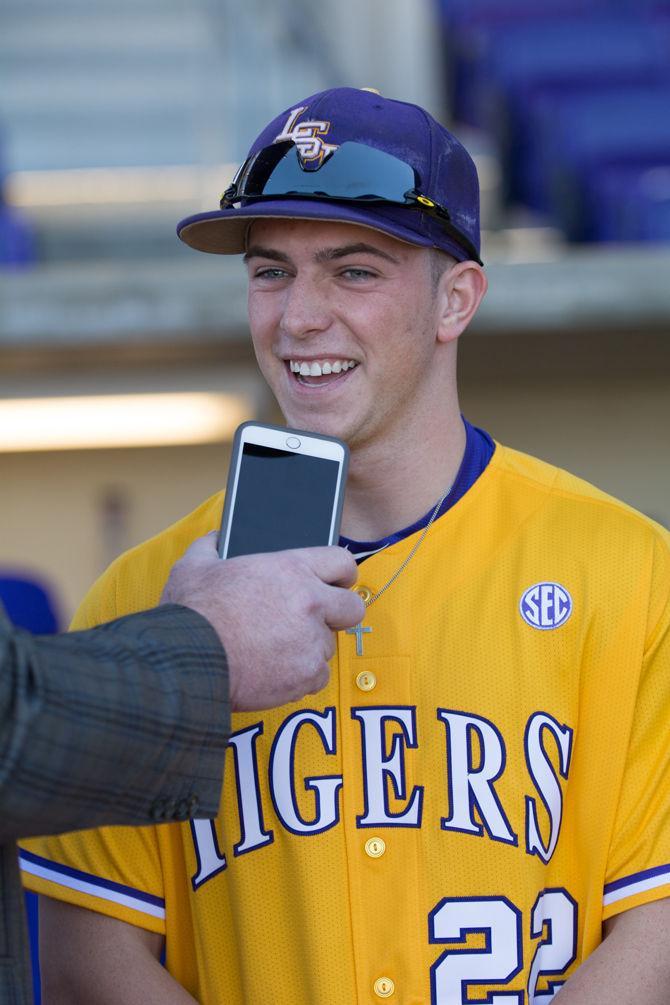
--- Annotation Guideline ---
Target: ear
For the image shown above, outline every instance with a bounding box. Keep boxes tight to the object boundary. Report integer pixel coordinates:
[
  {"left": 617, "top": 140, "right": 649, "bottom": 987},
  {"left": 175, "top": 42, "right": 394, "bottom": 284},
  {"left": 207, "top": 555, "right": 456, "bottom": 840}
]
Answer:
[{"left": 435, "top": 261, "right": 488, "bottom": 345}]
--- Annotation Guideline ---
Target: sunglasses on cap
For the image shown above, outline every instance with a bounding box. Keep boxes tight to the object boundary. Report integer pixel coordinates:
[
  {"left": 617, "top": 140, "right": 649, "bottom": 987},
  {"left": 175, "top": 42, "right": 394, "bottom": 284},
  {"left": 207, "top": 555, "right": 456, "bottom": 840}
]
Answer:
[{"left": 220, "top": 140, "right": 482, "bottom": 265}]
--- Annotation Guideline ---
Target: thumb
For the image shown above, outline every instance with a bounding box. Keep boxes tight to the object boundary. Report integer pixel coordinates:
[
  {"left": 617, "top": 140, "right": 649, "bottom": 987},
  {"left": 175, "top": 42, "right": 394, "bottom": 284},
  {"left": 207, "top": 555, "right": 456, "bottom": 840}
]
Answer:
[{"left": 181, "top": 530, "right": 220, "bottom": 561}]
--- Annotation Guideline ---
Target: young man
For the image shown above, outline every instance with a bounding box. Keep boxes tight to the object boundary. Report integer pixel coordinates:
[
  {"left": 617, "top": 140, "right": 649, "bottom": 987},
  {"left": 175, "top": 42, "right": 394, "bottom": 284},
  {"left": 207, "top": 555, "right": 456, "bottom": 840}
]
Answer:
[{"left": 21, "top": 88, "right": 670, "bottom": 1004}]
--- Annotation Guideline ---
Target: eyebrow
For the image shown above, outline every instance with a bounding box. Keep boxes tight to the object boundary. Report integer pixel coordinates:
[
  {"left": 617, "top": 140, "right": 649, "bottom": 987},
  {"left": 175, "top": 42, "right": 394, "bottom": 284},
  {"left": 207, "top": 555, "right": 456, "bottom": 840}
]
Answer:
[
  {"left": 314, "top": 243, "right": 400, "bottom": 264},
  {"left": 243, "top": 246, "right": 292, "bottom": 265},
  {"left": 243, "top": 242, "right": 400, "bottom": 266}
]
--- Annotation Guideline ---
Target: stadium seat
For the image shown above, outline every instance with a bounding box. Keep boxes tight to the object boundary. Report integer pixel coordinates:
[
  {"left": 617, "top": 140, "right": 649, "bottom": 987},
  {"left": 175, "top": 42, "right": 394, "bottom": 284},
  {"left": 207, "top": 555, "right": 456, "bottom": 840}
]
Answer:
[
  {"left": 0, "top": 573, "right": 60, "bottom": 633},
  {"left": 24, "top": 893, "right": 41, "bottom": 1005},
  {"left": 436, "top": 0, "right": 611, "bottom": 125},
  {"left": 0, "top": 126, "right": 36, "bottom": 267},
  {"left": 527, "top": 85, "right": 670, "bottom": 239},
  {"left": 435, "top": 0, "right": 670, "bottom": 249},
  {"left": 586, "top": 162, "right": 670, "bottom": 242},
  {"left": 0, "top": 203, "right": 36, "bottom": 267},
  {"left": 437, "top": 0, "right": 607, "bottom": 27},
  {"left": 620, "top": 0, "right": 670, "bottom": 11},
  {"left": 477, "top": 16, "right": 670, "bottom": 203},
  {"left": 639, "top": 195, "right": 670, "bottom": 241}
]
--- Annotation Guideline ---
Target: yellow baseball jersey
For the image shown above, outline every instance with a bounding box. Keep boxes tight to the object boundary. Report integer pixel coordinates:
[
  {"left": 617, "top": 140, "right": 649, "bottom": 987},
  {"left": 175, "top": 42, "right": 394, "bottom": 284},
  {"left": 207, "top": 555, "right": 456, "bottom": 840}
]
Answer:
[{"left": 21, "top": 444, "right": 670, "bottom": 1004}]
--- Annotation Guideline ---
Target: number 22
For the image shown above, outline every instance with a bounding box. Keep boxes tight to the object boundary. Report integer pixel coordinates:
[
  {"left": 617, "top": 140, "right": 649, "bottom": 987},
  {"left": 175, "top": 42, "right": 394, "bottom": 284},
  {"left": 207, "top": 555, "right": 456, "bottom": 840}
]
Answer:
[{"left": 429, "top": 889, "right": 577, "bottom": 1004}]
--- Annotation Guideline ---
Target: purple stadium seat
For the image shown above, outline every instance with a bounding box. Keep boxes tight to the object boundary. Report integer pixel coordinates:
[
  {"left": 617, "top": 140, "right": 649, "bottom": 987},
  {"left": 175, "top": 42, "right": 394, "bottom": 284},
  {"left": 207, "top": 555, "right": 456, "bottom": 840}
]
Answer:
[
  {"left": 530, "top": 86, "right": 670, "bottom": 239},
  {"left": 0, "top": 572, "right": 61, "bottom": 634},
  {"left": 586, "top": 162, "right": 670, "bottom": 242},
  {"left": 0, "top": 204, "right": 37, "bottom": 267},
  {"left": 0, "top": 123, "right": 37, "bottom": 266},
  {"left": 434, "top": 0, "right": 670, "bottom": 246},
  {"left": 621, "top": 0, "right": 670, "bottom": 11},
  {"left": 437, "top": 0, "right": 608, "bottom": 27},
  {"left": 436, "top": 0, "right": 612, "bottom": 125},
  {"left": 474, "top": 16, "right": 669, "bottom": 202}
]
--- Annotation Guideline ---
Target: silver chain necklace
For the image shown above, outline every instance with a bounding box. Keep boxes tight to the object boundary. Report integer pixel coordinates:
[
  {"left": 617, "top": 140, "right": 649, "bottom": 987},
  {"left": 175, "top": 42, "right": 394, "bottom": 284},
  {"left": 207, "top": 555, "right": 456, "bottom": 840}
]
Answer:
[{"left": 345, "top": 478, "right": 455, "bottom": 656}]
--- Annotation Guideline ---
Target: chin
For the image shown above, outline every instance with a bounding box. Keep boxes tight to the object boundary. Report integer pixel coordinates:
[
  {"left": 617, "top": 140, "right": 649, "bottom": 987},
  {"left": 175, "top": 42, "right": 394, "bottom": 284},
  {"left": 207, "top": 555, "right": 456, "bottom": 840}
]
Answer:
[{"left": 280, "top": 409, "right": 351, "bottom": 442}]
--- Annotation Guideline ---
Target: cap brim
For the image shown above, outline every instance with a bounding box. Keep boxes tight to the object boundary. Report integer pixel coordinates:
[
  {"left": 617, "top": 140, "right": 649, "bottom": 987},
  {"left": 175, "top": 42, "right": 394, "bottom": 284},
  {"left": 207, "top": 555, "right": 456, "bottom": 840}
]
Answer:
[{"left": 177, "top": 199, "right": 471, "bottom": 262}]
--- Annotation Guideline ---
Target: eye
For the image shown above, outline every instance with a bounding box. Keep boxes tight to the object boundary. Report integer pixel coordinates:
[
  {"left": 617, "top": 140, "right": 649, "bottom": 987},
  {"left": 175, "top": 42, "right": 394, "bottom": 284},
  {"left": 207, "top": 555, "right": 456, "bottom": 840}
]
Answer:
[
  {"left": 254, "top": 267, "right": 289, "bottom": 280},
  {"left": 340, "top": 267, "right": 376, "bottom": 280}
]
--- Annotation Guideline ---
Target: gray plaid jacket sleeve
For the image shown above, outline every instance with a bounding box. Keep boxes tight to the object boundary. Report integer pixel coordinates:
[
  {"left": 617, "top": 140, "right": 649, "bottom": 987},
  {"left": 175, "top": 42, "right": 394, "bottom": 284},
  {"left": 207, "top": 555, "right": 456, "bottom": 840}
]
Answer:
[
  {"left": 0, "top": 603, "right": 229, "bottom": 841},
  {"left": 1, "top": 602, "right": 229, "bottom": 1004}
]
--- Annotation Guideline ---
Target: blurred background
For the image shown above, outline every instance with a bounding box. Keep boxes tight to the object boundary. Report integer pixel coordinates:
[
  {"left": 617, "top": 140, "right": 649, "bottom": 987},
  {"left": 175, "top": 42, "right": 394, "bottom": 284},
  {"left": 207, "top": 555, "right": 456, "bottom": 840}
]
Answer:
[
  {"left": 2, "top": 1, "right": 669, "bottom": 996},
  {"left": 2, "top": 0, "right": 670, "bottom": 639}
]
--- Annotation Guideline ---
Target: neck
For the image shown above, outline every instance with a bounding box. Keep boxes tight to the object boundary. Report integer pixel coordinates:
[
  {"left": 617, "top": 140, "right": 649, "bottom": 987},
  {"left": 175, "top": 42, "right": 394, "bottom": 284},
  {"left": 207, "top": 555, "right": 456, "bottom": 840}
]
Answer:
[{"left": 340, "top": 404, "right": 466, "bottom": 541}]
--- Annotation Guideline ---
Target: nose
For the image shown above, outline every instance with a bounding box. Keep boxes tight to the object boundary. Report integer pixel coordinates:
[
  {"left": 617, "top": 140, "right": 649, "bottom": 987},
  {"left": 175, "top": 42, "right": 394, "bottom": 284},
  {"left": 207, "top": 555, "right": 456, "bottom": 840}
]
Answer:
[{"left": 279, "top": 274, "right": 331, "bottom": 340}]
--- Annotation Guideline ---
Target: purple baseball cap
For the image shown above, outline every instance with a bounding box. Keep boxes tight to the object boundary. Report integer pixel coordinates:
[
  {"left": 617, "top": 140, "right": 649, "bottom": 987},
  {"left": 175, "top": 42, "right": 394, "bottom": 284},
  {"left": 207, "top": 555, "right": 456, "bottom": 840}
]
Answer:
[{"left": 177, "top": 87, "right": 482, "bottom": 264}]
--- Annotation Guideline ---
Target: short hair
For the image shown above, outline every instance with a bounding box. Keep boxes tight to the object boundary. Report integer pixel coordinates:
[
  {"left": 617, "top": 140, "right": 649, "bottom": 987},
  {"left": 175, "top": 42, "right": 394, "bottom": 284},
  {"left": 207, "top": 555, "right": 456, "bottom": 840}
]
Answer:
[{"left": 430, "top": 248, "right": 457, "bottom": 291}]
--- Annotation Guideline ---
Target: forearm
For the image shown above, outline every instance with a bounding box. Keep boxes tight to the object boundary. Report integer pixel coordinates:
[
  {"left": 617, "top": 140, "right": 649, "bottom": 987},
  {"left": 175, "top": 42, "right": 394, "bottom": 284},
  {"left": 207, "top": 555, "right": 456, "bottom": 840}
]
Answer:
[
  {"left": 556, "top": 901, "right": 670, "bottom": 1004},
  {"left": 1, "top": 606, "right": 228, "bottom": 840}
]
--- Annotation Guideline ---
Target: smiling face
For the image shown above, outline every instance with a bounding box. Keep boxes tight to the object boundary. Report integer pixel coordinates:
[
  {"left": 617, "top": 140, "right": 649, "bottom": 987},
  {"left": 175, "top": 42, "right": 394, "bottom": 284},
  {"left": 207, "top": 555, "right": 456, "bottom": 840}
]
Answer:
[{"left": 245, "top": 219, "right": 455, "bottom": 457}]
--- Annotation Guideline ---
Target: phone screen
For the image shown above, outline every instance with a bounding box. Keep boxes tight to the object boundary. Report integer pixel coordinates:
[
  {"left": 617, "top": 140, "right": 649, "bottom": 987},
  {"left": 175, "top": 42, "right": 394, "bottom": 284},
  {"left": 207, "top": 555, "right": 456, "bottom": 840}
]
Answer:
[{"left": 225, "top": 443, "right": 342, "bottom": 557}]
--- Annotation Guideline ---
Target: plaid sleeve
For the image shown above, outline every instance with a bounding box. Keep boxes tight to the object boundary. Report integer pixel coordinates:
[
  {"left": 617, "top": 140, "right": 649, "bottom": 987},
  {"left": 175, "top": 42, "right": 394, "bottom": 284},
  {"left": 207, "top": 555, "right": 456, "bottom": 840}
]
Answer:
[{"left": 1, "top": 604, "right": 228, "bottom": 841}]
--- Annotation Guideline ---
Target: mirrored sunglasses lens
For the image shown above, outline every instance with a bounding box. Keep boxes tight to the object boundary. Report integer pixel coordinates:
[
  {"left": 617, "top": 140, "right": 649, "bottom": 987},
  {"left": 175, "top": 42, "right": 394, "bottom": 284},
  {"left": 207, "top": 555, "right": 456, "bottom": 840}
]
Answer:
[{"left": 243, "top": 142, "right": 417, "bottom": 203}]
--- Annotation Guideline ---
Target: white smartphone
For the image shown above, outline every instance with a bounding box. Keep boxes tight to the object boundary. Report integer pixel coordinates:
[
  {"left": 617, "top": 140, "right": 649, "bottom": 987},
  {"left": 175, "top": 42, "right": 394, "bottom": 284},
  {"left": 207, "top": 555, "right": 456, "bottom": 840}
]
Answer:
[{"left": 218, "top": 422, "right": 349, "bottom": 559}]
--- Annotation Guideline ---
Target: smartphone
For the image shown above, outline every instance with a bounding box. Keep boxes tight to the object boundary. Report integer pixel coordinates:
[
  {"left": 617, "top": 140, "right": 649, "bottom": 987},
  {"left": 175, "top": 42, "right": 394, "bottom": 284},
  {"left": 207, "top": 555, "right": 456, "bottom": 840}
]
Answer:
[{"left": 218, "top": 422, "right": 349, "bottom": 559}]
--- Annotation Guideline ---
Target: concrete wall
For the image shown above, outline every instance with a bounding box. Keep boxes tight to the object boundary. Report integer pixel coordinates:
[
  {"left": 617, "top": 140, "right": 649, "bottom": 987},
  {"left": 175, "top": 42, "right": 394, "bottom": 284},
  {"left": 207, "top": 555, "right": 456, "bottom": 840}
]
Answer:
[{"left": 461, "top": 375, "right": 669, "bottom": 528}]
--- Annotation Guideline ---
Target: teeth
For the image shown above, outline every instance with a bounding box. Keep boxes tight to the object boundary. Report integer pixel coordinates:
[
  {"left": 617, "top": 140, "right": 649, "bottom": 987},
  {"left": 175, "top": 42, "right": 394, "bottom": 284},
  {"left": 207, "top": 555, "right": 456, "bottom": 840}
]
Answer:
[{"left": 288, "top": 359, "right": 358, "bottom": 376}]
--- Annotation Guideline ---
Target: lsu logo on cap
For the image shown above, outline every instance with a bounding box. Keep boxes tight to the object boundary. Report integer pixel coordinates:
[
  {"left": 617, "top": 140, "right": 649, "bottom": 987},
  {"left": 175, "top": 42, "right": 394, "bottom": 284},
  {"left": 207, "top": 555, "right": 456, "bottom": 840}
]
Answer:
[
  {"left": 520, "top": 582, "right": 573, "bottom": 630},
  {"left": 274, "top": 106, "right": 339, "bottom": 165}
]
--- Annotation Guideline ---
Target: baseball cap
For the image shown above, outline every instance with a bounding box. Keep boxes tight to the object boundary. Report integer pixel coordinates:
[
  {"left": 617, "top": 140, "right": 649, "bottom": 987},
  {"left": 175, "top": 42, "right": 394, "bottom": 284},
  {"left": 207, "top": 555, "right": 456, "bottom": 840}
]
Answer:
[{"left": 177, "top": 87, "right": 483, "bottom": 265}]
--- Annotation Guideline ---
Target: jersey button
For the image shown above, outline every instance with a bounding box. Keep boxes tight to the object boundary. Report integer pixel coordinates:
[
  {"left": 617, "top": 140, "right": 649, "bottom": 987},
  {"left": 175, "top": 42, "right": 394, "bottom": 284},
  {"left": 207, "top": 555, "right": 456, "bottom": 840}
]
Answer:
[
  {"left": 356, "top": 670, "right": 377, "bottom": 692},
  {"left": 365, "top": 837, "right": 386, "bottom": 858},
  {"left": 356, "top": 586, "right": 373, "bottom": 603},
  {"left": 373, "top": 977, "right": 395, "bottom": 998}
]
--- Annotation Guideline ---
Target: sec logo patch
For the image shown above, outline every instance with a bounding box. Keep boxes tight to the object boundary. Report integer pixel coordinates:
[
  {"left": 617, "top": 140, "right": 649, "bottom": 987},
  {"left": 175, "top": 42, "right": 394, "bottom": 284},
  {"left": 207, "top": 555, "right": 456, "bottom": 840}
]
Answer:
[{"left": 520, "top": 582, "right": 573, "bottom": 630}]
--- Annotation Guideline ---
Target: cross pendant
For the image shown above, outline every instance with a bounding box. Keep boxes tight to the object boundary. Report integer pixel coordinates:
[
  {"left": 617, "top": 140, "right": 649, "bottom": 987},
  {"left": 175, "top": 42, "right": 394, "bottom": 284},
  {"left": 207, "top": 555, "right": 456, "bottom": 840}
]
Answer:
[{"left": 346, "top": 622, "right": 372, "bottom": 656}]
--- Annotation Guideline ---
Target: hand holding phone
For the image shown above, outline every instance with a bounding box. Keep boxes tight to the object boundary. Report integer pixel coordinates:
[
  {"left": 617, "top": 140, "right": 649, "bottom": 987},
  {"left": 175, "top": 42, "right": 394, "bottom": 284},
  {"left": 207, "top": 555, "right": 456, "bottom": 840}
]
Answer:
[{"left": 162, "top": 533, "right": 364, "bottom": 710}]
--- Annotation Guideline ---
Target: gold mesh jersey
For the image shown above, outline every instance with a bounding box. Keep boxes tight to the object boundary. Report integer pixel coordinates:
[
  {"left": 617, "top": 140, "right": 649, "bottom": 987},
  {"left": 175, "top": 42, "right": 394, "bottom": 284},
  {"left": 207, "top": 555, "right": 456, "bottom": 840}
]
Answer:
[{"left": 21, "top": 444, "right": 670, "bottom": 1005}]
